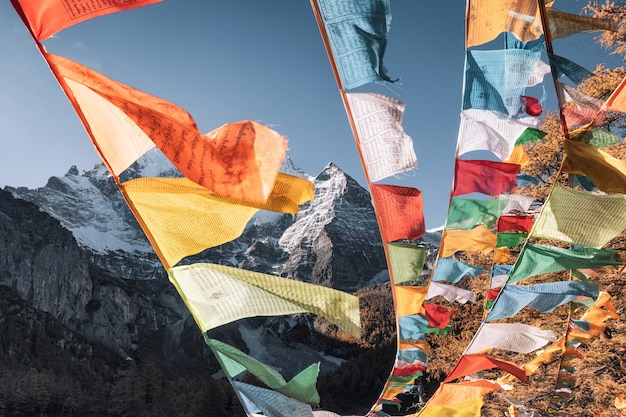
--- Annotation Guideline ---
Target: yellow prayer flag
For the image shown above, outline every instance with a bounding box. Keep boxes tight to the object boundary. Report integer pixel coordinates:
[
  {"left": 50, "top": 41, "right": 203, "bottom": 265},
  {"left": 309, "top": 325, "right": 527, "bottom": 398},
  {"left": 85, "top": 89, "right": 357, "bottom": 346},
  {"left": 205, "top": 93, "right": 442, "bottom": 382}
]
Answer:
[
  {"left": 548, "top": 9, "right": 617, "bottom": 40},
  {"left": 503, "top": 145, "right": 529, "bottom": 167},
  {"left": 121, "top": 175, "right": 313, "bottom": 267},
  {"left": 533, "top": 183, "right": 626, "bottom": 248},
  {"left": 562, "top": 139, "right": 626, "bottom": 194},
  {"left": 440, "top": 225, "right": 497, "bottom": 258},
  {"left": 169, "top": 263, "right": 361, "bottom": 338},
  {"left": 466, "top": 0, "right": 543, "bottom": 48},
  {"left": 394, "top": 286, "right": 427, "bottom": 317},
  {"left": 428, "top": 380, "right": 500, "bottom": 406}
]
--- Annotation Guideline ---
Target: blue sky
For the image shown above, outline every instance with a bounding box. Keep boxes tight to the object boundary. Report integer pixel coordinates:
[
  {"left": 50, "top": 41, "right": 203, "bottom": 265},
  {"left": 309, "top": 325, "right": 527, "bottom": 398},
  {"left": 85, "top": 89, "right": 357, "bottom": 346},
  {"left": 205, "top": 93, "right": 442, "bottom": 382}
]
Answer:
[{"left": 0, "top": 1, "right": 620, "bottom": 228}]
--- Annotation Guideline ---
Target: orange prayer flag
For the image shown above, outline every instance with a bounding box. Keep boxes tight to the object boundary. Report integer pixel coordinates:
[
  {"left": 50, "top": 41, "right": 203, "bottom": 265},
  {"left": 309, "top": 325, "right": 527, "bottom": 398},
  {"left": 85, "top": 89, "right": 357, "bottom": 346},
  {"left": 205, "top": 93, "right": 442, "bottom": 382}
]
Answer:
[
  {"left": 428, "top": 380, "right": 501, "bottom": 407},
  {"left": 371, "top": 184, "right": 425, "bottom": 242},
  {"left": 45, "top": 53, "right": 288, "bottom": 204},
  {"left": 444, "top": 354, "right": 526, "bottom": 383},
  {"left": 394, "top": 286, "right": 427, "bottom": 317},
  {"left": 604, "top": 75, "right": 626, "bottom": 112},
  {"left": 11, "top": 0, "right": 161, "bottom": 41},
  {"left": 440, "top": 225, "right": 497, "bottom": 258},
  {"left": 562, "top": 139, "right": 626, "bottom": 194}
]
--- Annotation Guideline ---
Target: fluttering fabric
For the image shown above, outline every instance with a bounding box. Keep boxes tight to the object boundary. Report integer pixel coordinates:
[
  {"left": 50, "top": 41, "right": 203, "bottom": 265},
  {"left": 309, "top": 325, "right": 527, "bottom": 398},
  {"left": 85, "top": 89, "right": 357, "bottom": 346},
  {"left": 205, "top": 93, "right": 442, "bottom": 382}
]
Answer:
[
  {"left": 121, "top": 175, "right": 313, "bottom": 266},
  {"left": 463, "top": 49, "right": 541, "bottom": 115},
  {"left": 516, "top": 173, "right": 540, "bottom": 187},
  {"left": 466, "top": 322, "right": 558, "bottom": 354},
  {"left": 423, "top": 304, "right": 457, "bottom": 329},
  {"left": 561, "top": 82, "right": 604, "bottom": 113},
  {"left": 532, "top": 183, "right": 626, "bottom": 248},
  {"left": 453, "top": 159, "right": 520, "bottom": 197},
  {"left": 418, "top": 380, "right": 501, "bottom": 417},
  {"left": 444, "top": 354, "right": 526, "bottom": 383},
  {"left": 465, "top": 0, "right": 543, "bottom": 48},
  {"left": 548, "top": 9, "right": 617, "bottom": 40},
  {"left": 562, "top": 139, "right": 626, "bottom": 193},
  {"left": 440, "top": 225, "right": 497, "bottom": 257},
  {"left": 500, "top": 193, "right": 536, "bottom": 213},
  {"left": 495, "top": 232, "right": 528, "bottom": 248},
  {"left": 515, "top": 128, "right": 547, "bottom": 146},
  {"left": 170, "top": 263, "right": 360, "bottom": 337},
  {"left": 205, "top": 337, "right": 320, "bottom": 404},
  {"left": 503, "top": 145, "right": 530, "bottom": 167},
  {"left": 548, "top": 53, "right": 593, "bottom": 85},
  {"left": 46, "top": 53, "right": 288, "bottom": 204},
  {"left": 604, "top": 74, "right": 626, "bottom": 112},
  {"left": 398, "top": 314, "right": 429, "bottom": 341},
  {"left": 387, "top": 242, "right": 427, "bottom": 285},
  {"left": 346, "top": 93, "right": 417, "bottom": 182},
  {"left": 10, "top": 0, "right": 161, "bottom": 41},
  {"left": 497, "top": 215, "right": 534, "bottom": 233},
  {"left": 317, "top": 0, "right": 394, "bottom": 89},
  {"left": 569, "top": 125, "right": 622, "bottom": 148},
  {"left": 485, "top": 281, "right": 600, "bottom": 321},
  {"left": 232, "top": 381, "right": 315, "bottom": 417},
  {"left": 371, "top": 184, "right": 425, "bottom": 242},
  {"left": 394, "top": 286, "right": 428, "bottom": 317},
  {"left": 426, "top": 282, "right": 476, "bottom": 305},
  {"left": 432, "top": 258, "right": 488, "bottom": 284},
  {"left": 508, "top": 243, "right": 621, "bottom": 283},
  {"left": 456, "top": 109, "right": 540, "bottom": 160},
  {"left": 446, "top": 197, "right": 507, "bottom": 230}
]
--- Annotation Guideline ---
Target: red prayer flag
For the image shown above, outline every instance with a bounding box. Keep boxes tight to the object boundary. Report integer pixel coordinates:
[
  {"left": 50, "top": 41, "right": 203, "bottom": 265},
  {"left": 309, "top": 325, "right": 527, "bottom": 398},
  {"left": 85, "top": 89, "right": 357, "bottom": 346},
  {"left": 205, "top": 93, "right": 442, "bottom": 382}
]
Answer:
[
  {"left": 11, "top": 0, "right": 161, "bottom": 41},
  {"left": 487, "top": 288, "right": 501, "bottom": 301},
  {"left": 444, "top": 354, "right": 527, "bottom": 384},
  {"left": 497, "top": 215, "right": 534, "bottom": 233},
  {"left": 392, "top": 363, "right": 426, "bottom": 377},
  {"left": 522, "top": 96, "right": 542, "bottom": 116},
  {"left": 453, "top": 159, "right": 520, "bottom": 197},
  {"left": 371, "top": 184, "right": 425, "bottom": 242},
  {"left": 423, "top": 304, "right": 457, "bottom": 329}
]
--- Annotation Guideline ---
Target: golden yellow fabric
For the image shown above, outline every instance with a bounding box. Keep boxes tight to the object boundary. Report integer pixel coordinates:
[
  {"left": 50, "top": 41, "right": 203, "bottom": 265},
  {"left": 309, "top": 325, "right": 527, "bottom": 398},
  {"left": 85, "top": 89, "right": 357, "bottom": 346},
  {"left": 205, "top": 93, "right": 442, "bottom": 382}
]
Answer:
[
  {"left": 548, "top": 9, "right": 617, "bottom": 40},
  {"left": 504, "top": 145, "right": 529, "bottom": 167},
  {"left": 466, "top": 0, "right": 543, "bottom": 48},
  {"left": 440, "top": 225, "right": 497, "bottom": 258},
  {"left": 415, "top": 396, "right": 484, "bottom": 417},
  {"left": 394, "top": 286, "right": 428, "bottom": 317},
  {"left": 562, "top": 139, "right": 626, "bottom": 194},
  {"left": 428, "top": 380, "right": 501, "bottom": 406},
  {"left": 398, "top": 340, "right": 431, "bottom": 357},
  {"left": 493, "top": 246, "right": 511, "bottom": 263},
  {"left": 121, "top": 174, "right": 313, "bottom": 267}
]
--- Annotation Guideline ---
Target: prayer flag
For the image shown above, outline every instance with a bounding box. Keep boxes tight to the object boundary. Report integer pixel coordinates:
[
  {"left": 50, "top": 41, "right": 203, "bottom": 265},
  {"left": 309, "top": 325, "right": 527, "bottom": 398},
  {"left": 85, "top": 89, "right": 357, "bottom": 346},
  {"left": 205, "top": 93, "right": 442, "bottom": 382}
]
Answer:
[
  {"left": 505, "top": 33, "right": 546, "bottom": 51},
  {"left": 371, "top": 184, "right": 425, "bottom": 242},
  {"left": 515, "top": 128, "right": 547, "bottom": 146},
  {"left": 440, "top": 225, "right": 497, "bottom": 258},
  {"left": 457, "top": 109, "right": 540, "bottom": 160},
  {"left": 548, "top": 9, "right": 617, "bottom": 40},
  {"left": 231, "top": 381, "right": 315, "bottom": 416},
  {"left": 466, "top": 0, "right": 543, "bottom": 48},
  {"left": 397, "top": 348, "right": 429, "bottom": 366},
  {"left": 500, "top": 194, "right": 536, "bottom": 214},
  {"left": 466, "top": 322, "right": 558, "bottom": 354},
  {"left": 496, "top": 232, "right": 528, "bottom": 248},
  {"left": 533, "top": 183, "right": 626, "bottom": 248},
  {"left": 205, "top": 337, "right": 320, "bottom": 404},
  {"left": 170, "top": 263, "right": 360, "bottom": 338},
  {"left": 508, "top": 243, "right": 621, "bottom": 283},
  {"left": 527, "top": 59, "right": 551, "bottom": 87},
  {"left": 562, "top": 139, "right": 626, "bottom": 193},
  {"left": 444, "top": 354, "right": 526, "bottom": 383},
  {"left": 423, "top": 304, "right": 457, "bottom": 329},
  {"left": 516, "top": 173, "right": 540, "bottom": 187},
  {"left": 387, "top": 242, "right": 427, "bottom": 285},
  {"left": 432, "top": 258, "right": 487, "bottom": 284},
  {"left": 417, "top": 397, "right": 484, "bottom": 417},
  {"left": 347, "top": 93, "right": 417, "bottom": 182},
  {"left": 521, "top": 96, "right": 543, "bottom": 116},
  {"left": 10, "top": 0, "right": 161, "bottom": 41},
  {"left": 398, "top": 314, "right": 428, "bottom": 341},
  {"left": 604, "top": 74, "right": 626, "bottom": 112},
  {"left": 394, "top": 286, "right": 427, "bottom": 317},
  {"left": 548, "top": 53, "right": 593, "bottom": 85},
  {"left": 453, "top": 159, "right": 520, "bottom": 197},
  {"left": 561, "top": 83, "right": 604, "bottom": 111},
  {"left": 503, "top": 145, "right": 529, "bottom": 167},
  {"left": 464, "top": 49, "right": 541, "bottom": 115},
  {"left": 486, "top": 281, "right": 599, "bottom": 321},
  {"left": 569, "top": 125, "right": 621, "bottom": 148},
  {"left": 428, "top": 380, "right": 501, "bottom": 406},
  {"left": 426, "top": 282, "right": 476, "bottom": 305},
  {"left": 46, "top": 53, "right": 287, "bottom": 204},
  {"left": 446, "top": 197, "right": 507, "bottom": 230},
  {"left": 121, "top": 175, "right": 313, "bottom": 266},
  {"left": 497, "top": 215, "right": 534, "bottom": 233},
  {"left": 317, "top": 0, "right": 394, "bottom": 89}
]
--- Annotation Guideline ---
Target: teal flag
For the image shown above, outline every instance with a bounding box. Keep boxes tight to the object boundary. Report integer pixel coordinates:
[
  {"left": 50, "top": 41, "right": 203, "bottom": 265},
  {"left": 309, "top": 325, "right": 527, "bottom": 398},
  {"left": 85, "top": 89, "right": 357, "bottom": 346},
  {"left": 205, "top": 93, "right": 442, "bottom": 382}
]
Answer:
[
  {"left": 508, "top": 244, "right": 621, "bottom": 283},
  {"left": 318, "top": 0, "right": 395, "bottom": 89},
  {"left": 432, "top": 258, "right": 488, "bottom": 284},
  {"left": 464, "top": 49, "right": 541, "bottom": 115},
  {"left": 232, "top": 381, "right": 315, "bottom": 417},
  {"left": 517, "top": 173, "right": 539, "bottom": 186},
  {"left": 486, "top": 281, "right": 599, "bottom": 321},
  {"left": 204, "top": 337, "right": 320, "bottom": 404},
  {"left": 548, "top": 53, "right": 593, "bottom": 85},
  {"left": 446, "top": 197, "right": 507, "bottom": 230}
]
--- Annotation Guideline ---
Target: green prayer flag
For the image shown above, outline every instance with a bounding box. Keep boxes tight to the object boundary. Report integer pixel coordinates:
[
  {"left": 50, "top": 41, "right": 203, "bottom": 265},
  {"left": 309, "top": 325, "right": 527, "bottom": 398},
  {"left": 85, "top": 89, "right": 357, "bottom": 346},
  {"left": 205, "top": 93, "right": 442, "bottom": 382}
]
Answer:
[
  {"left": 570, "top": 127, "right": 621, "bottom": 148},
  {"left": 533, "top": 183, "right": 626, "bottom": 248},
  {"left": 169, "top": 263, "right": 360, "bottom": 338},
  {"left": 446, "top": 197, "right": 507, "bottom": 230},
  {"left": 496, "top": 232, "right": 528, "bottom": 248},
  {"left": 508, "top": 243, "right": 621, "bottom": 283},
  {"left": 387, "top": 242, "right": 427, "bottom": 285},
  {"left": 515, "top": 127, "right": 546, "bottom": 145},
  {"left": 205, "top": 337, "right": 321, "bottom": 404}
]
